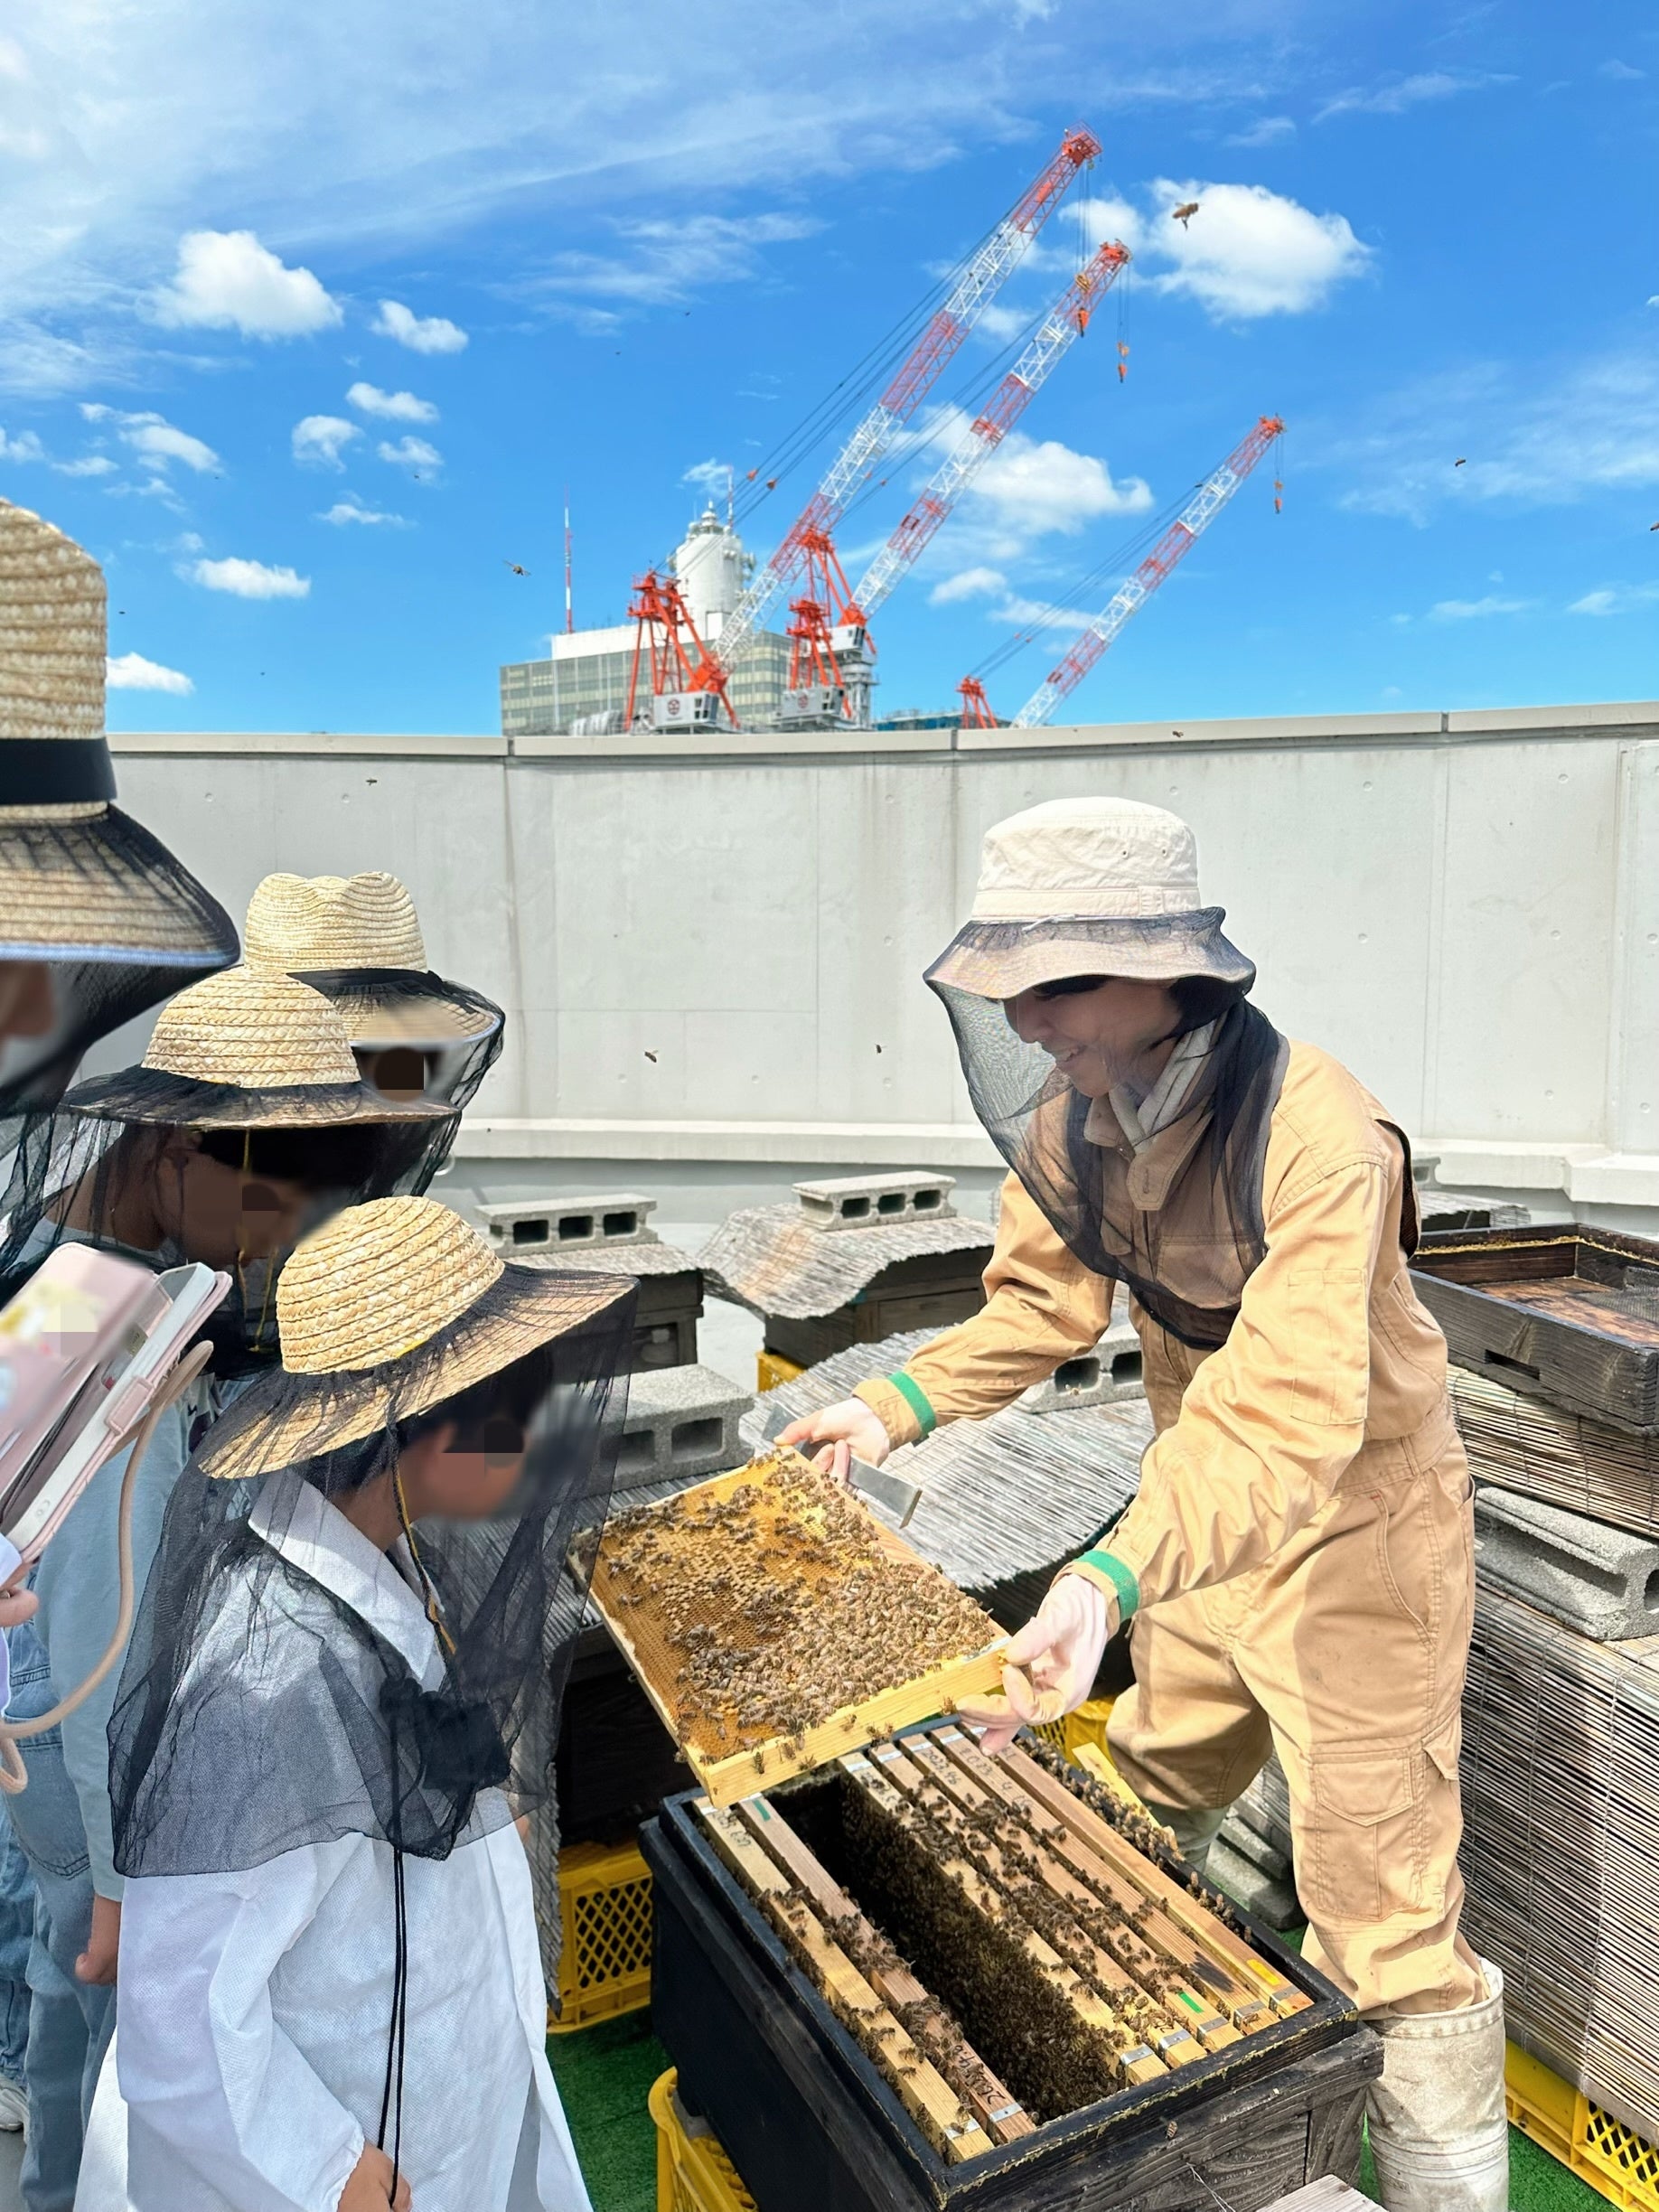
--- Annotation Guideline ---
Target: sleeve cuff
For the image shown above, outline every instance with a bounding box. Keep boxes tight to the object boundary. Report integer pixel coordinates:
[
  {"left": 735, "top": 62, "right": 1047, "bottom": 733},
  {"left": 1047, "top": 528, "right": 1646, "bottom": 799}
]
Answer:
[
  {"left": 851, "top": 1374, "right": 932, "bottom": 1449},
  {"left": 1064, "top": 1549, "right": 1139, "bottom": 1624}
]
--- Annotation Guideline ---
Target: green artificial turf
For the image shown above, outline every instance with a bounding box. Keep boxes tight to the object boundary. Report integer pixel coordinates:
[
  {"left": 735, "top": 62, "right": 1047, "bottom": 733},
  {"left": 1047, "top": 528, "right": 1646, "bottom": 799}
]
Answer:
[{"left": 549, "top": 2010, "right": 1610, "bottom": 2211}]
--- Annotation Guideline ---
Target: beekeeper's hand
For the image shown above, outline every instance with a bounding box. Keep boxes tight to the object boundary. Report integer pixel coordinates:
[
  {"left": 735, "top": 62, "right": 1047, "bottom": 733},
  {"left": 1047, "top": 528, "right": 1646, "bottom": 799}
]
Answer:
[
  {"left": 341, "top": 2144, "right": 411, "bottom": 2212},
  {"left": 776, "top": 1399, "right": 891, "bottom": 1487},
  {"left": 956, "top": 1573, "right": 1116, "bottom": 1756}
]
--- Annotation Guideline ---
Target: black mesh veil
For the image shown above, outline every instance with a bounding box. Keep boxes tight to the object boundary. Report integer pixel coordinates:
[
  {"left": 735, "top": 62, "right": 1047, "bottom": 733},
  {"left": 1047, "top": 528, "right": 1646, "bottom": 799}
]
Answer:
[
  {"left": 108, "top": 1270, "right": 636, "bottom": 1980},
  {"left": 929, "top": 961, "right": 1289, "bottom": 1351},
  {"left": 0, "top": 807, "right": 239, "bottom": 1116},
  {"left": 294, "top": 967, "right": 504, "bottom": 1111},
  {"left": 0, "top": 1085, "right": 459, "bottom": 1366}
]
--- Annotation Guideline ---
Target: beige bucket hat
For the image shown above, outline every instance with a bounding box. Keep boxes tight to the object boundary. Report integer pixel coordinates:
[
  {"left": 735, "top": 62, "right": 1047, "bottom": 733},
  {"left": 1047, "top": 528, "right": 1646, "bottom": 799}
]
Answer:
[
  {"left": 198, "top": 1195, "right": 634, "bottom": 1475},
  {"left": 61, "top": 964, "right": 452, "bottom": 1129},
  {"left": 925, "top": 796, "right": 1254, "bottom": 1001},
  {"left": 244, "top": 871, "right": 501, "bottom": 1051},
  {"left": 0, "top": 498, "right": 237, "bottom": 967}
]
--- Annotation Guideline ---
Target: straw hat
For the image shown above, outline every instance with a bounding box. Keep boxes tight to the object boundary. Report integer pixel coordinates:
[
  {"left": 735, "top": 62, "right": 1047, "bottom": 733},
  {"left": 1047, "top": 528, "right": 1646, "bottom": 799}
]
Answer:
[
  {"left": 0, "top": 499, "right": 237, "bottom": 965},
  {"left": 200, "top": 1196, "right": 634, "bottom": 1475},
  {"left": 244, "top": 872, "right": 499, "bottom": 1047},
  {"left": 926, "top": 797, "right": 1254, "bottom": 1000},
  {"left": 61, "top": 965, "right": 451, "bottom": 1127}
]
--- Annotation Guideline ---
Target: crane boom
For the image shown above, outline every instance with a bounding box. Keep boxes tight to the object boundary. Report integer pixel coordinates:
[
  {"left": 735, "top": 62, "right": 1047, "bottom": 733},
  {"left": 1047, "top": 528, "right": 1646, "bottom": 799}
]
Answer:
[
  {"left": 851, "top": 240, "right": 1130, "bottom": 622},
  {"left": 1011, "top": 414, "right": 1284, "bottom": 730},
  {"left": 708, "top": 125, "right": 1101, "bottom": 686}
]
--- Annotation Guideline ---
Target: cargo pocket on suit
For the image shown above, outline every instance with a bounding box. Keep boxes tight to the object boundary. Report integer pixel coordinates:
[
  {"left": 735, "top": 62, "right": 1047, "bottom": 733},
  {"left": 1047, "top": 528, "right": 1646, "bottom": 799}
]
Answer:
[
  {"left": 1287, "top": 1267, "right": 1370, "bottom": 1427},
  {"left": 1300, "top": 1748, "right": 1427, "bottom": 1925}
]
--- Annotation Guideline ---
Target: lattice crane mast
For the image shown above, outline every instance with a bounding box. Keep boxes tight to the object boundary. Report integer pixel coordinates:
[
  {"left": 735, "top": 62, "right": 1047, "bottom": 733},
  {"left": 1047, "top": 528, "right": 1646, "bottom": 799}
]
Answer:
[
  {"left": 851, "top": 240, "right": 1130, "bottom": 625},
  {"left": 623, "top": 569, "right": 735, "bottom": 733},
  {"left": 703, "top": 125, "right": 1101, "bottom": 702},
  {"left": 1008, "top": 414, "right": 1284, "bottom": 731}
]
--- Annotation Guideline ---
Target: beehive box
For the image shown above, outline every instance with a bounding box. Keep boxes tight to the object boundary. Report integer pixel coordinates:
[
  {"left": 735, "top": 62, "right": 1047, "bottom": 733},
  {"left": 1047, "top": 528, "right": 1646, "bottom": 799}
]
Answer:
[
  {"left": 591, "top": 1451, "right": 1006, "bottom": 1807},
  {"left": 644, "top": 1722, "right": 1379, "bottom": 2212}
]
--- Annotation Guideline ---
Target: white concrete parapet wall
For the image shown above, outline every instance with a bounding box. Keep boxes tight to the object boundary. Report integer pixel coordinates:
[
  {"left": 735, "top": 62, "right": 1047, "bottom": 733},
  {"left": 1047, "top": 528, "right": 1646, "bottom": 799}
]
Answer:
[{"left": 108, "top": 702, "right": 1659, "bottom": 1231}]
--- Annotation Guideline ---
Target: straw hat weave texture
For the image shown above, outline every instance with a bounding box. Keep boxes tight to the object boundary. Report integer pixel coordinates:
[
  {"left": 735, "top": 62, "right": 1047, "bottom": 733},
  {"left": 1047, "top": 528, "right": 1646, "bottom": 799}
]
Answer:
[
  {"left": 246, "top": 872, "right": 426, "bottom": 974},
  {"left": 199, "top": 1197, "right": 635, "bottom": 1474},
  {"left": 144, "top": 967, "right": 361, "bottom": 1089},
  {"left": 279, "top": 1196, "right": 504, "bottom": 1373},
  {"left": 0, "top": 501, "right": 105, "bottom": 754}
]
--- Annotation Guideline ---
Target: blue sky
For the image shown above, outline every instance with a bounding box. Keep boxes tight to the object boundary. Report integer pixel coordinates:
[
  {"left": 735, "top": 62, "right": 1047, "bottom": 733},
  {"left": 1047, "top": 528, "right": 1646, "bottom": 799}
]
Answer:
[{"left": 0, "top": 0, "right": 1654, "bottom": 735}]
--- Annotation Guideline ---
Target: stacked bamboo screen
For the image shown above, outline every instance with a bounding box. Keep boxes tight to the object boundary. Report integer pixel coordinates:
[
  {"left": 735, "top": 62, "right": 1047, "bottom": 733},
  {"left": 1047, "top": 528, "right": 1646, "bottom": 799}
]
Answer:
[
  {"left": 695, "top": 1720, "right": 1308, "bottom": 2162},
  {"left": 1452, "top": 1367, "right": 1659, "bottom": 1539}
]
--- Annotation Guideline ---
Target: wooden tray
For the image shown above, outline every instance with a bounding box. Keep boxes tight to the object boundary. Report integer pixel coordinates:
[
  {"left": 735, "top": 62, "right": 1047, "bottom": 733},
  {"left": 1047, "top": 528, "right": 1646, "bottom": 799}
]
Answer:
[
  {"left": 591, "top": 1451, "right": 1006, "bottom": 1807},
  {"left": 1412, "top": 1224, "right": 1659, "bottom": 1433}
]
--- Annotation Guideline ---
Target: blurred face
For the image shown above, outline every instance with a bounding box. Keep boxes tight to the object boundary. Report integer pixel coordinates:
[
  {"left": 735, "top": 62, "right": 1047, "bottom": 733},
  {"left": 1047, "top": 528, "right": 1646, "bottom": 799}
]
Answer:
[
  {"left": 1002, "top": 975, "right": 1182, "bottom": 1100},
  {"left": 398, "top": 1417, "right": 527, "bottom": 1522},
  {"left": 155, "top": 1132, "right": 317, "bottom": 1269},
  {"left": 355, "top": 1045, "right": 434, "bottom": 1103},
  {"left": 0, "top": 961, "right": 54, "bottom": 1045}
]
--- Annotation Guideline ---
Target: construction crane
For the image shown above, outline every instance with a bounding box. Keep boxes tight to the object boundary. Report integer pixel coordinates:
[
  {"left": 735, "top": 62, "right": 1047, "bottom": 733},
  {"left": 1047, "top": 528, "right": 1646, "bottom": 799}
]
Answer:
[
  {"left": 834, "top": 239, "right": 1131, "bottom": 723},
  {"left": 1005, "top": 414, "right": 1284, "bottom": 731},
  {"left": 623, "top": 569, "right": 736, "bottom": 734},
  {"left": 680, "top": 124, "right": 1101, "bottom": 728}
]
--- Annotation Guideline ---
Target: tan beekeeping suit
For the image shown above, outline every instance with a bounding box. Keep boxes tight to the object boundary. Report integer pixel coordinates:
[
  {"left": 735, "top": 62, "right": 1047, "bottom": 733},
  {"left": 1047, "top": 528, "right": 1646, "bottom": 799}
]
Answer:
[{"left": 855, "top": 1038, "right": 1486, "bottom": 2017}]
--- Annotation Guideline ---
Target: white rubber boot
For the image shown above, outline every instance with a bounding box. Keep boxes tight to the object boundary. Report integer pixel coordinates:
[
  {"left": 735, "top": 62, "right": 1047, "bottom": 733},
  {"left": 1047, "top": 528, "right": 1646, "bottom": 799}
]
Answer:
[
  {"left": 1141, "top": 1800, "right": 1229, "bottom": 1879},
  {"left": 1367, "top": 1960, "right": 1510, "bottom": 2211}
]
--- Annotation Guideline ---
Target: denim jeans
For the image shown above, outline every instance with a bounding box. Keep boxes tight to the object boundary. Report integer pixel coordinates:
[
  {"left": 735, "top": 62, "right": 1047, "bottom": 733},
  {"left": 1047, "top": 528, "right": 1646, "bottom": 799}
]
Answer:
[
  {"left": 5, "top": 1619, "right": 115, "bottom": 2212},
  {"left": 0, "top": 1795, "right": 35, "bottom": 2089}
]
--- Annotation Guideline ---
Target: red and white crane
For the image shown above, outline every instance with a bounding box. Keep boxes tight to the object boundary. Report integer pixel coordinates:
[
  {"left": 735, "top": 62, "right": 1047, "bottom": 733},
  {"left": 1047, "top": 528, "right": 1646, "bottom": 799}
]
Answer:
[
  {"left": 1003, "top": 414, "right": 1284, "bottom": 731},
  {"left": 686, "top": 125, "right": 1101, "bottom": 722},
  {"left": 850, "top": 239, "right": 1130, "bottom": 626}
]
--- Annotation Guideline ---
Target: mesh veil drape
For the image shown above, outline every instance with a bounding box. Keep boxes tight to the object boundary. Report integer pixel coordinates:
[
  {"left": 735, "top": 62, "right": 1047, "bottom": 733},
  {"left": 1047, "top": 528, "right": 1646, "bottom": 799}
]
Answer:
[
  {"left": 0, "top": 1085, "right": 459, "bottom": 1364},
  {"left": 295, "top": 967, "right": 503, "bottom": 1111},
  {"left": 931, "top": 978, "right": 1289, "bottom": 1351},
  {"left": 0, "top": 808, "right": 239, "bottom": 1116},
  {"left": 108, "top": 1273, "right": 636, "bottom": 1976}
]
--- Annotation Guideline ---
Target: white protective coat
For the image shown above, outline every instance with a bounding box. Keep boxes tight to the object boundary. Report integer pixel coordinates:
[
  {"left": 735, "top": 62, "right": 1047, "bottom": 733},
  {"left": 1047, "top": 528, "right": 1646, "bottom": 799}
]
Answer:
[{"left": 74, "top": 1480, "right": 592, "bottom": 2212}]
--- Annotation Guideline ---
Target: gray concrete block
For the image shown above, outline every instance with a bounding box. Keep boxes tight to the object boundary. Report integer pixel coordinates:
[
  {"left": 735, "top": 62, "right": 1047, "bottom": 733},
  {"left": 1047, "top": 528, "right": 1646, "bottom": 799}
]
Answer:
[
  {"left": 1017, "top": 1316, "right": 1145, "bottom": 1412},
  {"left": 613, "top": 1362, "right": 752, "bottom": 1492},
  {"left": 792, "top": 1170, "right": 957, "bottom": 1232},
  {"left": 1215, "top": 1812, "right": 1293, "bottom": 1883},
  {"left": 475, "top": 1191, "right": 661, "bottom": 1251},
  {"left": 1207, "top": 1835, "right": 1303, "bottom": 1933},
  {"left": 1474, "top": 1483, "right": 1659, "bottom": 1639}
]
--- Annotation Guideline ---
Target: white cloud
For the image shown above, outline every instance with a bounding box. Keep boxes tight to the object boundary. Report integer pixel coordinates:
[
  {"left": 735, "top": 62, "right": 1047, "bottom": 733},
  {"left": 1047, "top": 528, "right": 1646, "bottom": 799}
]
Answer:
[
  {"left": 377, "top": 436, "right": 440, "bottom": 471},
  {"left": 970, "top": 430, "right": 1153, "bottom": 539},
  {"left": 1429, "top": 595, "right": 1532, "bottom": 620},
  {"left": 530, "top": 211, "right": 820, "bottom": 319},
  {"left": 346, "top": 380, "right": 437, "bottom": 423},
  {"left": 0, "top": 428, "right": 45, "bottom": 462},
  {"left": 1335, "top": 351, "right": 1659, "bottom": 522},
  {"left": 1224, "top": 115, "right": 1296, "bottom": 147},
  {"left": 681, "top": 457, "right": 732, "bottom": 499},
  {"left": 1598, "top": 59, "right": 1645, "bottom": 81},
  {"left": 52, "top": 454, "right": 117, "bottom": 476},
  {"left": 293, "top": 415, "right": 360, "bottom": 468},
  {"left": 125, "top": 420, "right": 218, "bottom": 473},
  {"left": 1129, "top": 180, "right": 1370, "bottom": 319},
  {"left": 1569, "top": 582, "right": 1659, "bottom": 616},
  {"left": 987, "top": 591, "right": 1087, "bottom": 632},
  {"left": 188, "top": 556, "right": 310, "bottom": 599},
  {"left": 1317, "top": 71, "right": 1497, "bottom": 120},
  {"left": 107, "top": 650, "right": 192, "bottom": 693},
  {"left": 928, "top": 566, "right": 1007, "bottom": 605},
  {"left": 316, "top": 495, "right": 408, "bottom": 526},
  {"left": 152, "top": 229, "right": 342, "bottom": 338},
  {"left": 372, "top": 299, "right": 468, "bottom": 353}
]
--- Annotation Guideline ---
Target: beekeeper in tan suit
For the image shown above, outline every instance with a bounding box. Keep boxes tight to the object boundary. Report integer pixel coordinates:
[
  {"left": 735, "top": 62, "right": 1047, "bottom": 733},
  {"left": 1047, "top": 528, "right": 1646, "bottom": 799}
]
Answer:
[{"left": 783, "top": 797, "right": 1509, "bottom": 2212}]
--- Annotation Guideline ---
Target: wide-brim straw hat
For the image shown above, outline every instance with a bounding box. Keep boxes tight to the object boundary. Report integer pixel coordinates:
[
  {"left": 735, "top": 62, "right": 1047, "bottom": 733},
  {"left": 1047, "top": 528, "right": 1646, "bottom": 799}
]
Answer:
[
  {"left": 0, "top": 499, "right": 237, "bottom": 967},
  {"left": 244, "top": 872, "right": 501, "bottom": 1048},
  {"left": 62, "top": 965, "right": 450, "bottom": 1128},
  {"left": 926, "top": 796, "right": 1254, "bottom": 1001},
  {"left": 199, "top": 1195, "right": 634, "bottom": 1476}
]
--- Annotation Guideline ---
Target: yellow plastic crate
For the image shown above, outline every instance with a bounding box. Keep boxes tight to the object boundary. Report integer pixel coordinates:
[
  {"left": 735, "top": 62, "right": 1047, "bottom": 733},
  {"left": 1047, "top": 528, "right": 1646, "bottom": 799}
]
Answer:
[
  {"left": 755, "top": 1349, "right": 804, "bottom": 1392},
  {"left": 651, "top": 2068, "right": 757, "bottom": 2212},
  {"left": 1506, "top": 2039, "right": 1659, "bottom": 2210},
  {"left": 547, "top": 1839, "right": 653, "bottom": 2034}
]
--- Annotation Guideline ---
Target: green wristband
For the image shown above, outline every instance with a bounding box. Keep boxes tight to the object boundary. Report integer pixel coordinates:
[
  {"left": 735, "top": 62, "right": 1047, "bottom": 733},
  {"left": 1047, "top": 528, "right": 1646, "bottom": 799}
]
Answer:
[
  {"left": 1073, "top": 1548, "right": 1139, "bottom": 1624},
  {"left": 886, "top": 1371, "right": 937, "bottom": 1438}
]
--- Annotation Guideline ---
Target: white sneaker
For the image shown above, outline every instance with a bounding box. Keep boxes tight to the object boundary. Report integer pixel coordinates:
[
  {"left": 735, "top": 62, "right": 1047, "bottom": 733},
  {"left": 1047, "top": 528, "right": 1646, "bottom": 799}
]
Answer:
[{"left": 0, "top": 2076, "right": 25, "bottom": 2132}]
